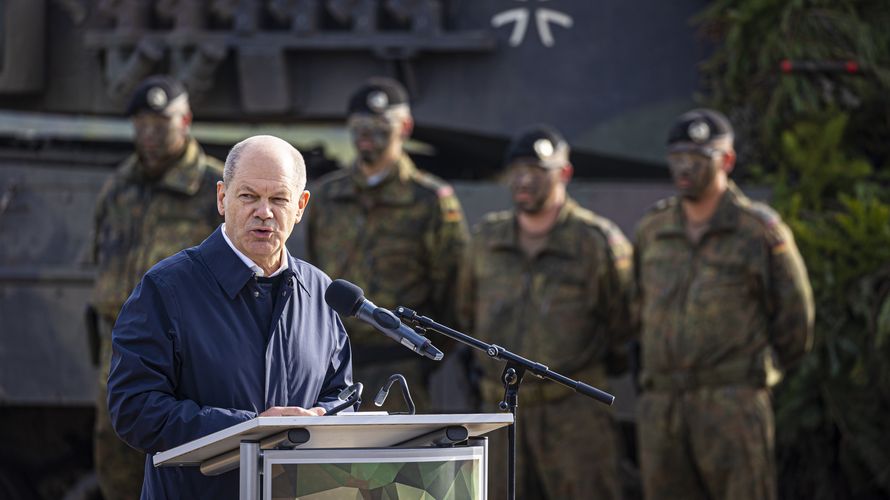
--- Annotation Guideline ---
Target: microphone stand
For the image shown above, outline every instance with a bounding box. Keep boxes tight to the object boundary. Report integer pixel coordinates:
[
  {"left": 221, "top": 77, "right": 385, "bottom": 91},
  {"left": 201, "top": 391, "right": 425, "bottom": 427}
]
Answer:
[{"left": 393, "top": 307, "right": 614, "bottom": 500}]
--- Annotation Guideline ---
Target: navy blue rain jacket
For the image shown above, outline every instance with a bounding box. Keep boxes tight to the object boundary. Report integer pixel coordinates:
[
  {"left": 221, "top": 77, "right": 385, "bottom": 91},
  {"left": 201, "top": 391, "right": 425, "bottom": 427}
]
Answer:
[{"left": 107, "top": 227, "right": 353, "bottom": 499}]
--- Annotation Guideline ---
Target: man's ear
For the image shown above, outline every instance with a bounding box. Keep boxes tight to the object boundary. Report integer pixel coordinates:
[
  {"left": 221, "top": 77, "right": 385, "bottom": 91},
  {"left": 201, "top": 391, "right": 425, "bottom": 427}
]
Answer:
[
  {"left": 400, "top": 116, "right": 414, "bottom": 139},
  {"left": 216, "top": 181, "right": 226, "bottom": 216},
  {"left": 294, "top": 190, "right": 311, "bottom": 223},
  {"left": 721, "top": 149, "right": 737, "bottom": 174},
  {"left": 559, "top": 163, "right": 574, "bottom": 184}
]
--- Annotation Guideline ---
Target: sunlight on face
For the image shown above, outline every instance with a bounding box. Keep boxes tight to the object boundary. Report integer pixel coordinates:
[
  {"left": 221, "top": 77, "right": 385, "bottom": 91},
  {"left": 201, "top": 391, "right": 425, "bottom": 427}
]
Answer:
[{"left": 217, "top": 140, "right": 309, "bottom": 271}]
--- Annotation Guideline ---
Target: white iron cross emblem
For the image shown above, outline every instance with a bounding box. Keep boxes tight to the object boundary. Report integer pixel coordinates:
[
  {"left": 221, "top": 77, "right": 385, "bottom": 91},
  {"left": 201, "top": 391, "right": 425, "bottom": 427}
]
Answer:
[{"left": 491, "top": 1, "right": 574, "bottom": 48}]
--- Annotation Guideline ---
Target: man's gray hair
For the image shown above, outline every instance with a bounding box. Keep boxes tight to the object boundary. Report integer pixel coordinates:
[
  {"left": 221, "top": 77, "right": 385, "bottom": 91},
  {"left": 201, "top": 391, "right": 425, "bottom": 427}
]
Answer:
[{"left": 223, "top": 136, "right": 307, "bottom": 191}]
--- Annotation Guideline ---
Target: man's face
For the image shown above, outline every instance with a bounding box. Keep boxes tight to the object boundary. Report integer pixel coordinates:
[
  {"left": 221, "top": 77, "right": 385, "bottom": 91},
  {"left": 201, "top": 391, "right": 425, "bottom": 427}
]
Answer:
[
  {"left": 131, "top": 112, "right": 190, "bottom": 176},
  {"left": 667, "top": 148, "right": 721, "bottom": 200},
  {"left": 505, "top": 161, "right": 561, "bottom": 214},
  {"left": 347, "top": 113, "right": 399, "bottom": 165},
  {"left": 217, "top": 145, "right": 310, "bottom": 266}
]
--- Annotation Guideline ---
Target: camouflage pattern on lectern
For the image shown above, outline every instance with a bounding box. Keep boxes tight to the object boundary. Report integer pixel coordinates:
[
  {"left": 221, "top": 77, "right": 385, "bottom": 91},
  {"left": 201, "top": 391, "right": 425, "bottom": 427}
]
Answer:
[
  {"left": 91, "top": 138, "right": 223, "bottom": 500},
  {"left": 633, "top": 181, "right": 814, "bottom": 500},
  {"left": 306, "top": 154, "right": 468, "bottom": 412},
  {"left": 456, "top": 197, "right": 632, "bottom": 500}
]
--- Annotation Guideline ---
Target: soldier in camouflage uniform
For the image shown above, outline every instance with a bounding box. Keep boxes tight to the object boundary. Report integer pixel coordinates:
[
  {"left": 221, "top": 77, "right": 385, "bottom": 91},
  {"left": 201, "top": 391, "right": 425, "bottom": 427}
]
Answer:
[
  {"left": 306, "top": 78, "right": 468, "bottom": 412},
  {"left": 633, "top": 109, "right": 814, "bottom": 500},
  {"left": 456, "top": 125, "right": 632, "bottom": 499},
  {"left": 88, "top": 76, "right": 223, "bottom": 500}
]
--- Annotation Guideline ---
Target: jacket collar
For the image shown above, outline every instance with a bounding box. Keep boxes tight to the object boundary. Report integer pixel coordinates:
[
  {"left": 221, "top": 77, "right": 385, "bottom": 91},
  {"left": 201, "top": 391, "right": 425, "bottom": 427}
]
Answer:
[
  {"left": 200, "top": 226, "right": 306, "bottom": 299},
  {"left": 328, "top": 154, "right": 417, "bottom": 205},
  {"left": 656, "top": 180, "right": 744, "bottom": 238},
  {"left": 487, "top": 197, "right": 582, "bottom": 259},
  {"left": 121, "top": 138, "right": 207, "bottom": 195}
]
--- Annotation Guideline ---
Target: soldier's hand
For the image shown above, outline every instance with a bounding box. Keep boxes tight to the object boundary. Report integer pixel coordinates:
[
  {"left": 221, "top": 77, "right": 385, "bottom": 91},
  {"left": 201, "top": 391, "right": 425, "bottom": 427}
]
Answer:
[{"left": 260, "top": 406, "right": 326, "bottom": 417}]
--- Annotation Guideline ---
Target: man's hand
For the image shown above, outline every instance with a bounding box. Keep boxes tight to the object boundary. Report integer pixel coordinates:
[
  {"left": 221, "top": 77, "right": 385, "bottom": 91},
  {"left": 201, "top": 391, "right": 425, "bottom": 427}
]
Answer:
[{"left": 260, "top": 406, "right": 326, "bottom": 417}]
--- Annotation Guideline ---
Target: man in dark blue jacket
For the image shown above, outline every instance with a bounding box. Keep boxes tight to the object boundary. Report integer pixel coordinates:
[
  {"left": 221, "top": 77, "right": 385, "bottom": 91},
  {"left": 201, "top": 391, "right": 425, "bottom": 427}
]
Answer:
[{"left": 107, "top": 135, "right": 353, "bottom": 499}]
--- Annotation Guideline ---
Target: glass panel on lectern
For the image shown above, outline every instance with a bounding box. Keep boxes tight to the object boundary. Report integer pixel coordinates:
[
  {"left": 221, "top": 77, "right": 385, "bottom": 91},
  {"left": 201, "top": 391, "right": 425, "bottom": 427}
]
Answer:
[{"left": 263, "top": 447, "right": 485, "bottom": 499}]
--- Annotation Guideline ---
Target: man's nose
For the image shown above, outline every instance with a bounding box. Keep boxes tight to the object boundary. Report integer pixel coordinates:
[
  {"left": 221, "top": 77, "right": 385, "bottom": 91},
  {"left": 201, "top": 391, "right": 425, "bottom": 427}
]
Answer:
[
  {"left": 512, "top": 173, "right": 534, "bottom": 187},
  {"left": 138, "top": 125, "right": 163, "bottom": 137},
  {"left": 356, "top": 129, "right": 376, "bottom": 141},
  {"left": 255, "top": 200, "right": 274, "bottom": 219},
  {"left": 672, "top": 162, "right": 693, "bottom": 175}
]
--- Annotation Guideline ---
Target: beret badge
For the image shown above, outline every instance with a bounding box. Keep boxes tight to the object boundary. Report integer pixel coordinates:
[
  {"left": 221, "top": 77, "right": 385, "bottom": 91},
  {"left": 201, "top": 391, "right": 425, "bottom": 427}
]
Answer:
[
  {"left": 146, "top": 87, "right": 168, "bottom": 110},
  {"left": 533, "top": 138, "right": 555, "bottom": 159},
  {"left": 367, "top": 90, "right": 389, "bottom": 113},
  {"left": 688, "top": 120, "right": 710, "bottom": 144}
]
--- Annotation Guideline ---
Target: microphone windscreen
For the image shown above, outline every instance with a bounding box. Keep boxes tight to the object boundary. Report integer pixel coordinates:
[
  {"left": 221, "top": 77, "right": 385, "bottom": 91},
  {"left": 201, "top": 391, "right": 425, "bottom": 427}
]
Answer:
[{"left": 324, "top": 279, "right": 364, "bottom": 317}]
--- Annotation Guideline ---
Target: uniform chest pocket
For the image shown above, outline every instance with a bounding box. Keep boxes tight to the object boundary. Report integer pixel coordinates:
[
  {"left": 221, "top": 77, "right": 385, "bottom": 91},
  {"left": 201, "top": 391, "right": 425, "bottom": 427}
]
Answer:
[
  {"left": 475, "top": 254, "right": 525, "bottom": 311},
  {"left": 151, "top": 195, "right": 210, "bottom": 221},
  {"left": 375, "top": 211, "right": 426, "bottom": 239},
  {"left": 690, "top": 258, "right": 749, "bottom": 302},
  {"left": 369, "top": 238, "right": 424, "bottom": 280},
  {"left": 641, "top": 252, "right": 684, "bottom": 300},
  {"left": 541, "top": 264, "right": 588, "bottom": 303},
  {"left": 147, "top": 211, "right": 216, "bottom": 265}
]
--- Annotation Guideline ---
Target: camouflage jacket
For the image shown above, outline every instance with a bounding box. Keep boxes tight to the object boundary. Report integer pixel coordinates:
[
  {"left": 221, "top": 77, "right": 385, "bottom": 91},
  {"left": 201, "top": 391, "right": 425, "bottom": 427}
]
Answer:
[
  {"left": 633, "top": 181, "right": 814, "bottom": 391},
  {"left": 457, "top": 198, "right": 633, "bottom": 402},
  {"left": 91, "top": 138, "right": 223, "bottom": 320},
  {"left": 306, "top": 154, "right": 468, "bottom": 354}
]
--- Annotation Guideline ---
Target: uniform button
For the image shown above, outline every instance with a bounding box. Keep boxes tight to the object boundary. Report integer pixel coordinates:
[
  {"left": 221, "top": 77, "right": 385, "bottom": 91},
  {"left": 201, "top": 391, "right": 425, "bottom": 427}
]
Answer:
[{"left": 253, "top": 291, "right": 260, "bottom": 298}]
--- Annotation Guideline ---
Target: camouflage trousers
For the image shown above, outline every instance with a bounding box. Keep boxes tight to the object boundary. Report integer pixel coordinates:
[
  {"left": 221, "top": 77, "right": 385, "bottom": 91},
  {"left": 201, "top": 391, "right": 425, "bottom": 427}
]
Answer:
[
  {"left": 485, "top": 395, "right": 623, "bottom": 500},
  {"left": 636, "top": 386, "right": 777, "bottom": 500},
  {"left": 95, "top": 323, "right": 145, "bottom": 500}
]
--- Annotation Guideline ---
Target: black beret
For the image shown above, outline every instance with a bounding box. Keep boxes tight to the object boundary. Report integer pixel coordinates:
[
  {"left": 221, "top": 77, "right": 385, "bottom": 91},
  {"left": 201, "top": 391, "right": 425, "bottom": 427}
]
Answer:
[
  {"left": 126, "top": 75, "right": 188, "bottom": 116},
  {"left": 504, "top": 124, "right": 570, "bottom": 169},
  {"left": 347, "top": 77, "right": 409, "bottom": 116},
  {"left": 667, "top": 108, "right": 734, "bottom": 151}
]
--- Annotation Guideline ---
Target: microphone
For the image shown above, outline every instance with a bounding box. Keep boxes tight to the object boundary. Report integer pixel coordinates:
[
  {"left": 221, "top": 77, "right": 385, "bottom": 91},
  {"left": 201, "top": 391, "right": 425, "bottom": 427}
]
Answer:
[
  {"left": 374, "top": 374, "right": 416, "bottom": 415},
  {"left": 324, "top": 279, "right": 444, "bottom": 361},
  {"left": 326, "top": 382, "right": 363, "bottom": 416}
]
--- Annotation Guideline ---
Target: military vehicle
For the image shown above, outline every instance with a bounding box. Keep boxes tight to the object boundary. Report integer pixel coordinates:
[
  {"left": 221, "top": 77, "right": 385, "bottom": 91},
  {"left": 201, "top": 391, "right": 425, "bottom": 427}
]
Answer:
[{"left": 0, "top": 0, "right": 707, "bottom": 497}]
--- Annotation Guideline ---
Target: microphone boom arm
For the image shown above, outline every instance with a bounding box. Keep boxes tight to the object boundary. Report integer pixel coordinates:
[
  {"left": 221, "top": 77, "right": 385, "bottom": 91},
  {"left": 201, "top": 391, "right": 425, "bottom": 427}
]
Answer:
[{"left": 393, "top": 306, "right": 614, "bottom": 406}]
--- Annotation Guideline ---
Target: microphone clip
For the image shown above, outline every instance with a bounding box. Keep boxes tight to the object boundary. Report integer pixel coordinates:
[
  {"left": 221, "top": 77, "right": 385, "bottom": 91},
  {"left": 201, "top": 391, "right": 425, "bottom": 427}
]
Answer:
[
  {"left": 393, "top": 306, "right": 419, "bottom": 324},
  {"left": 374, "top": 374, "right": 416, "bottom": 415}
]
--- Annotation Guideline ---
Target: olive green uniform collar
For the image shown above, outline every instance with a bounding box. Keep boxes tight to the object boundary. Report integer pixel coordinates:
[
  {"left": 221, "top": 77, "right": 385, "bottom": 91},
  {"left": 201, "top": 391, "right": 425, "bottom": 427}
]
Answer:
[
  {"left": 656, "top": 180, "right": 746, "bottom": 238},
  {"left": 487, "top": 197, "right": 584, "bottom": 259},
  {"left": 326, "top": 154, "right": 418, "bottom": 205},
  {"left": 120, "top": 138, "right": 208, "bottom": 196}
]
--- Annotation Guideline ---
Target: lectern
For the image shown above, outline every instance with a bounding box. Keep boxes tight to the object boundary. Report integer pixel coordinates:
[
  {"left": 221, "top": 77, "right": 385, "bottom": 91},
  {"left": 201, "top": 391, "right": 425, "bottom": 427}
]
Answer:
[{"left": 153, "top": 413, "right": 513, "bottom": 500}]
